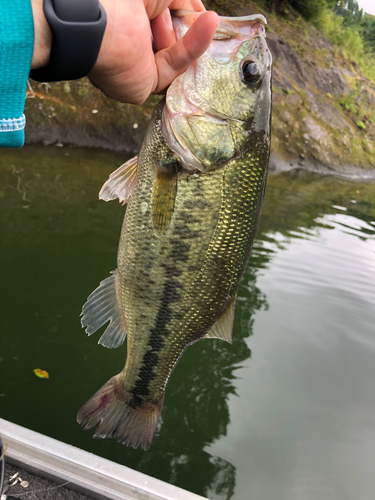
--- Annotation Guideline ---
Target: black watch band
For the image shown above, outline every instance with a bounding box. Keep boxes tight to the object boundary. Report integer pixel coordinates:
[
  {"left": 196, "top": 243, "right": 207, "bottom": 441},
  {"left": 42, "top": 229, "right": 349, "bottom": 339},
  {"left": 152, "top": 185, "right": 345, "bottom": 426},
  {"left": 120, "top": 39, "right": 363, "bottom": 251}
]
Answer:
[{"left": 30, "top": 0, "right": 107, "bottom": 82}]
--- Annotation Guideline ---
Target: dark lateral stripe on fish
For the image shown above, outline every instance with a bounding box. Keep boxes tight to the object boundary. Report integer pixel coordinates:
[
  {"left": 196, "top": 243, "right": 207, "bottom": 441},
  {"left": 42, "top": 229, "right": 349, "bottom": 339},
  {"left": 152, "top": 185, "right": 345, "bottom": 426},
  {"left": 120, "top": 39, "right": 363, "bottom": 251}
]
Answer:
[
  {"left": 129, "top": 222, "right": 196, "bottom": 406},
  {"left": 130, "top": 270, "right": 182, "bottom": 406}
]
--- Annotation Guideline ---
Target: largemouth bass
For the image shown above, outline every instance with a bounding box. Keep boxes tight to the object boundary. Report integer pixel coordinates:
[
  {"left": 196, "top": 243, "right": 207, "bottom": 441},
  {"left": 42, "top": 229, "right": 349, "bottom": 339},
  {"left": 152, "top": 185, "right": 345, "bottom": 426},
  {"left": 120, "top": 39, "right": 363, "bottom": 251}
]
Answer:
[{"left": 77, "top": 11, "right": 272, "bottom": 451}]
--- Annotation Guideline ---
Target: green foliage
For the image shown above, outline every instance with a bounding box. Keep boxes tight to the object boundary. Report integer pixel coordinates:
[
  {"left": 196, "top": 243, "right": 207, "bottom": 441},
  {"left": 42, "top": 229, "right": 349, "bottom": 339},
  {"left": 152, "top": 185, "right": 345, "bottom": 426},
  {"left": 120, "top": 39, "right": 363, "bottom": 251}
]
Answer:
[
  {"left": 314, "top": 7, "right": 375, "bottom": 83},
  {"left": 255, "top": 0, "right": 375, "bottom": 82},
  {"left": 334, "top": 1, "right": 375, "bottom": 53},
  {"left": 334, "top": 0, "right": 363, "bottom": 26},
  {"left": 356, "top": 120, "right": 366, "bottom": 129},
  {"left": 340, "top": 87, "right": 361, "bottom": 114},
  {"left": 258, "top": 0, "right": 335, "bottom": 21},
  {"left": 289, "top": 0, "right": 335, "bottom": 21},
  {"left": 361, "top": 14, "right": 375, "bottom": 53},
  {"left": 316, "top": 7, "right": 359, "bottom": 49}
]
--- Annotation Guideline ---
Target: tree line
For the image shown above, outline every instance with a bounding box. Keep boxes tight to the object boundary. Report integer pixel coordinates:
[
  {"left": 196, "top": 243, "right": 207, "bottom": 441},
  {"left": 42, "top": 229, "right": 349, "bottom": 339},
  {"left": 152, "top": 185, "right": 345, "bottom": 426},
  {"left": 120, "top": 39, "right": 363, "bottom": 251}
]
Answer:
[
  {"left": 262, "top": 0, "right": 375, "bottom": 53},
  {"left": 335, "top": 1, "right": 375, "bottom": 52}
]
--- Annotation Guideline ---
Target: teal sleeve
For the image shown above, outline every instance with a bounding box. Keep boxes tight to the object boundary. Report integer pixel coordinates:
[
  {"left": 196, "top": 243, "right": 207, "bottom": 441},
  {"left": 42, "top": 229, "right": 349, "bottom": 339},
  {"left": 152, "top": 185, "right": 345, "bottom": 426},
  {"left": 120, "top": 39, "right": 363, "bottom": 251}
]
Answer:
[{"left": 0, "top": 0, "right": 34, "bottom": 148}]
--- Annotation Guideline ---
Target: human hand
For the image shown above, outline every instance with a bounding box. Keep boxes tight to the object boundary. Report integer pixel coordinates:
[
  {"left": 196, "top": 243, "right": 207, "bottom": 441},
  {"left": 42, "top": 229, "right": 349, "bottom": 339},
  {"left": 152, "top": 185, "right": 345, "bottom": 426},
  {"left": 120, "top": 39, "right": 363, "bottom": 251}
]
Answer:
[
  {"left": 89, "top": 0, "right": 219, "bottom": 104},
  {"left": 30, "top": 0, "right": 219, "bottom": 105}
]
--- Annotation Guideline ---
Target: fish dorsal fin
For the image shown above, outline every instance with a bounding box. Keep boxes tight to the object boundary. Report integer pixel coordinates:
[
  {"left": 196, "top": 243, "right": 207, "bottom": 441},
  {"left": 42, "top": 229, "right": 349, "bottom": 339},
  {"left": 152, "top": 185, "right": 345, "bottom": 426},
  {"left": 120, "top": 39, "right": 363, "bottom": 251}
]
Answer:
[
  {"left": 152, "top": 162, "right": 178, "bottom": 232},
  {"left": 81, "top": 270, "right": 127, "bottom": 348},
  {"left": 204, "top": 294, "right": 237, "bottom": 344},
  {"left": 99, "top": 155, "right": 138, "bottom": 205}
]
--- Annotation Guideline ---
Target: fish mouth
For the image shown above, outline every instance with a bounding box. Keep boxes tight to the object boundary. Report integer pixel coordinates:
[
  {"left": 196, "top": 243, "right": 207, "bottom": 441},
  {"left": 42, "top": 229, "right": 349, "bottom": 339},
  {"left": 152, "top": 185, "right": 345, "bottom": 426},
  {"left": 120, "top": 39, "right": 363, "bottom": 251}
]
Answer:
[
  {"left": 218, "top": 14, "right": 267, "bottom": 26},
  {"left": 215, "top": 14, "right": 267, "bottom": 40},
  {"left": 171, "top": 11, "right": 267, "bottom": 41}
]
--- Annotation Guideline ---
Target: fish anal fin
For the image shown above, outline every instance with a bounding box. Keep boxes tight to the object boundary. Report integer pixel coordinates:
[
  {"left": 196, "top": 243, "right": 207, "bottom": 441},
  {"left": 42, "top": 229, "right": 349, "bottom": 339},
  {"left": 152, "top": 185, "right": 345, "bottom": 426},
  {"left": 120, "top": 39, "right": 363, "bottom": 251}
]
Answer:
[
  {"left": 152, "top": 162, "right": 178, "bottom": 232},
  {"left": 99, "top": 155, "right": 138, "bottom": 205},
  {"left": 77, "top": 375, "right": 164, "bottom": 451},
  {"left": 204, "top": 294, "right": 237, "bottom": 344},
  {"left": 81, "top": 270, "right": 127, "bottom": 349}
]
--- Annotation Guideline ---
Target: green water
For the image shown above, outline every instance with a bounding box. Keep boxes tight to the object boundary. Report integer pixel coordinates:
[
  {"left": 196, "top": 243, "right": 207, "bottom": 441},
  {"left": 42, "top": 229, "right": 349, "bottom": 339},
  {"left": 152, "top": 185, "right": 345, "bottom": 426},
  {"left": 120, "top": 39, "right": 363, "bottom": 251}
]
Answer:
[{"left": 1, "top": 146, "right": 375, "bottom": 500}]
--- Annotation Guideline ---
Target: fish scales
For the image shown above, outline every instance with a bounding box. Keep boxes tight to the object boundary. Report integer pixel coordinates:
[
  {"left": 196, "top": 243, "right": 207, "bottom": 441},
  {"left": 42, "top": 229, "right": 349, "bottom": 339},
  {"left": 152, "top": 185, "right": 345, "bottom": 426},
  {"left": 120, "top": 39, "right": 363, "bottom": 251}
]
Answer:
[
  {"left": 119, "top": 103, "right": 224, "bottom": 398},
  {"left": 78, "top": 11, "right": 272, "bottom": 450}
]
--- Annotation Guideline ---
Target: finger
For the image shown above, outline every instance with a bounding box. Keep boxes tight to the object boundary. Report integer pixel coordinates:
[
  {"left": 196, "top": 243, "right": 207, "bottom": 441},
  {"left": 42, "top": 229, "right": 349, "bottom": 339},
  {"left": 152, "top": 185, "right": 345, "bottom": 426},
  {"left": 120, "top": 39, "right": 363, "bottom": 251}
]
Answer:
[
  {"left": 152, "top": 9, "right": 176, "bottom": 52},
  {"left": 188, "top": 0, "right": 206, "bottom": 11},
  {"left": 169, "top": 0, "right": 206, "bottom": 12},
  {"left": 153, "top": 11, "right": 219, "bottom": 93}
]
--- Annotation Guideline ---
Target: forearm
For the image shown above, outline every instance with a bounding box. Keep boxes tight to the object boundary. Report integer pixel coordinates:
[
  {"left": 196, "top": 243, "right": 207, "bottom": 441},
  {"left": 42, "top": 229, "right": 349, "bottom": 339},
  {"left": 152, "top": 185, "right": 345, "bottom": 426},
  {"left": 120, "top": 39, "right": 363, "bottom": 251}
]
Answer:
[{"left": 30, "top": 0, "right": 52, "bottom": 69}]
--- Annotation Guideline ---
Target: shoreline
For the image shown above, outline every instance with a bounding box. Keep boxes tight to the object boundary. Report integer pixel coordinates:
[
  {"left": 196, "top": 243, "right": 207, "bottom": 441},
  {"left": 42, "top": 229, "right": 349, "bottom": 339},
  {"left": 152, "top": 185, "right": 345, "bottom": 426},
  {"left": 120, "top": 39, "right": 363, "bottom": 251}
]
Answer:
[{"left": 19, "top": 141, "right": 375, "bottom": 182}]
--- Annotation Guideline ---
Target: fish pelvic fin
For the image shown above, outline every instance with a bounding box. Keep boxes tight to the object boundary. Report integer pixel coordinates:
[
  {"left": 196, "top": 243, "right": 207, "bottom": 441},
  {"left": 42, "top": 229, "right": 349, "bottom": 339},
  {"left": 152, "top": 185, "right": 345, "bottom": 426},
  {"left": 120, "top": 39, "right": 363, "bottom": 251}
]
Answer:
[
  {"left": 204, "top": 293, "right": 237, "bottom": 344},
  {"left": 99, "top": 155, "right": 138, "bottom": 205},
  {"left": 77, "top": 375, "right": 164, "bottom": 451},
  {"left": 81, "top": 270, "right": 127, "bottom": 348}
]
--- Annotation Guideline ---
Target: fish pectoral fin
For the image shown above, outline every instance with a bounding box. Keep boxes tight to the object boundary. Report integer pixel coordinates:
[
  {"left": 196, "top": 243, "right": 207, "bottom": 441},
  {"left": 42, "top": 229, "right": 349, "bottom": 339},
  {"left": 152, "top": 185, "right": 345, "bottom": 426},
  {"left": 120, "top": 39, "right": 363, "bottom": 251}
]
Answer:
[
  {"left": 204, "top": 293, "right": 237, "bottom": 344},
  {"left": 99, "top": 155, "right": 139, "bottom": 205},
  {"left": 81, "top": 270, "right": 127, "bottom": 348},
  {"left": 152, "top": 161, "right": 178, "bottom": 232}
]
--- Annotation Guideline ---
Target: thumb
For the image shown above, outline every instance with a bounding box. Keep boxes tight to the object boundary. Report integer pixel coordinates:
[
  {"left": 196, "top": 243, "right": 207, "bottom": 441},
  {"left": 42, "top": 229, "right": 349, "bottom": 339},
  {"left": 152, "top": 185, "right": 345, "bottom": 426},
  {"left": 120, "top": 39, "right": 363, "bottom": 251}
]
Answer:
[{"left": 152, "top": 11, "right": 219, "bottom": 94}]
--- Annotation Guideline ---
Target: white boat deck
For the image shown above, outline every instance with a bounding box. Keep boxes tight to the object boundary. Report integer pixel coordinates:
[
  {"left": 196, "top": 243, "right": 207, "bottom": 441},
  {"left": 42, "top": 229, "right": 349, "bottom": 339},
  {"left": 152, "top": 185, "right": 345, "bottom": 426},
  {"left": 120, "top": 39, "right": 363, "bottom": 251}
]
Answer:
[{"left": 0, "top": 418, "right": 207, "bottom": 500}]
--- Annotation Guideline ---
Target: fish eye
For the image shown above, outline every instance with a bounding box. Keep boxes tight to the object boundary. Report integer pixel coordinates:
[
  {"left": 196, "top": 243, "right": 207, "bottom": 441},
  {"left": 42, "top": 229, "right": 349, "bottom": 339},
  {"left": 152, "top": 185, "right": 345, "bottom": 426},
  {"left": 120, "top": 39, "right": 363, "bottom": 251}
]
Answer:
[{"left": 242, "top": 61, "right": 261, "bottom": 85}]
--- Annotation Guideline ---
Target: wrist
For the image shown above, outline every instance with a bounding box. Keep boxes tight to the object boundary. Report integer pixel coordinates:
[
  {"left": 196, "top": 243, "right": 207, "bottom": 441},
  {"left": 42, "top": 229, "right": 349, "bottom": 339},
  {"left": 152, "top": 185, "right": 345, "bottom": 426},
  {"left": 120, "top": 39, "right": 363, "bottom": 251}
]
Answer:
[
  {"left": 91, "top": 0, "right": 134, "bottom": 75},
  {"left": 30, "top": 0, "right": 52, "bottom": 69},
  {"left": 30, "top": 0, "right": 107, "bottom": 82}
]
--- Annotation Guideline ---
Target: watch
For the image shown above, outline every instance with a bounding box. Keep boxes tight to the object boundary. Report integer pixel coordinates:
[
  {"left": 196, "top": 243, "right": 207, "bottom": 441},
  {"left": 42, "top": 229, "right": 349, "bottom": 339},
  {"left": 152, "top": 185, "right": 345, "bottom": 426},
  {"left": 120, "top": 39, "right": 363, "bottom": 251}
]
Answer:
[{"left": 30, "top": 0, "right": 107, "bottom": 82}]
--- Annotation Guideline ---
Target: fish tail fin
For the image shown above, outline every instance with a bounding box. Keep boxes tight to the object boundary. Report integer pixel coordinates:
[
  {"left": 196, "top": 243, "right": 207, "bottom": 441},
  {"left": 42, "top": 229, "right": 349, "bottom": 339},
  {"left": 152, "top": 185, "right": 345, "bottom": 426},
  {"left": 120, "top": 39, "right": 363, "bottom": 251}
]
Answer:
[{"left": 77, "top": 375, "right": 164, "bottom": 451}]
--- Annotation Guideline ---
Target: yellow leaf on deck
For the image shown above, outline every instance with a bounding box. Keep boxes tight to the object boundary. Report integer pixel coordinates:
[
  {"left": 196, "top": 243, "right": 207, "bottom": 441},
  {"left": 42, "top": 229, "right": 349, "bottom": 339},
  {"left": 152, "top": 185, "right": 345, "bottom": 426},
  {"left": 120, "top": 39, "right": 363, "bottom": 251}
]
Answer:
[{"left": 33, "top": 369, "right": 49, "bottom": 379}]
